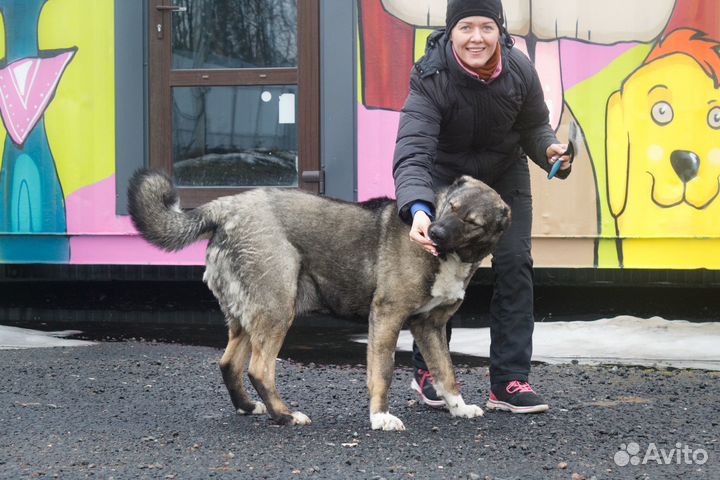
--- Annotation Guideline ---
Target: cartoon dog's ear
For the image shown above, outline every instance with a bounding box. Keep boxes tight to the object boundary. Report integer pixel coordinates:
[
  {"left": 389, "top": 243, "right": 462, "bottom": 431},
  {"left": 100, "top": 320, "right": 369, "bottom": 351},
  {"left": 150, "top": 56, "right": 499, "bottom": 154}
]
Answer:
[{"left": 605, "top": 91, "right": 630, "bottom": 218}]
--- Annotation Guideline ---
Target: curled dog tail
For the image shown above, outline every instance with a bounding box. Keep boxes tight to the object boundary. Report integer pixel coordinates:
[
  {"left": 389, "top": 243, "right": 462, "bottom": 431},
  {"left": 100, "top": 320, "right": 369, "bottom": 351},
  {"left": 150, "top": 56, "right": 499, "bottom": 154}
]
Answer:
[{"left": 127, "top": 169, "right": 215, "bottom": 251}]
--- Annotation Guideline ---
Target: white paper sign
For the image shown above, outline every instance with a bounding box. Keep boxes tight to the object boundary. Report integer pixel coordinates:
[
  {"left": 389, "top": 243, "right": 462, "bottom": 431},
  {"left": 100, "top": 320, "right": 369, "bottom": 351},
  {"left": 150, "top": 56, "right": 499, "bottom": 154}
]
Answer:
[{"left": 278, "top": 93, "right": 295, "bottom": 124}]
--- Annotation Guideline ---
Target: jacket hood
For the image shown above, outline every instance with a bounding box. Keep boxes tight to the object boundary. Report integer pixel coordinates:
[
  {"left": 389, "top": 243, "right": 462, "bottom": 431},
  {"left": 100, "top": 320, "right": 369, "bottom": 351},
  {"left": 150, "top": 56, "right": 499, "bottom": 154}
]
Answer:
[{"left": 414, "top": 29, "right": 450, "bottom": 79}]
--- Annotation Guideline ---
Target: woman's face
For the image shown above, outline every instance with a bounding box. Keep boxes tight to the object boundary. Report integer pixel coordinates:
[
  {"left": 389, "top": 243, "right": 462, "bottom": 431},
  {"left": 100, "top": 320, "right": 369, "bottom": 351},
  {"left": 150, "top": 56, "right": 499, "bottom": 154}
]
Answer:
[{"left": 450, "top": 16, "right": 500, "bottom": 69}]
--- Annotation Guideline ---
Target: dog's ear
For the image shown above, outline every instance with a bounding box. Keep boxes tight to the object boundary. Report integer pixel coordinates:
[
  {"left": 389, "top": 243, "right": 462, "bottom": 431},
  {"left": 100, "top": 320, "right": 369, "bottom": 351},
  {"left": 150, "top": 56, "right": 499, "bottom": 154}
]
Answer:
[
  {"left": 606, "top": 91, "right": 630, "bottom": 218},
  {"left": 454, "top": 175, "right": 474, "bottom": 186},
  {"left": 455, "top": 175, "right": 484, "bottom": 189}
]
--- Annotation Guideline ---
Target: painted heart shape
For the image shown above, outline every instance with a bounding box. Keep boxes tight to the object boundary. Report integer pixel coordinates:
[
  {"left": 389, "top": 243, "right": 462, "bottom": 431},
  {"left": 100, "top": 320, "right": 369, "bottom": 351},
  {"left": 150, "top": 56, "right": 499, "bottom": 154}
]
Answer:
[{"left": 0, "top": 49, "right": 76, "bottom": 146}]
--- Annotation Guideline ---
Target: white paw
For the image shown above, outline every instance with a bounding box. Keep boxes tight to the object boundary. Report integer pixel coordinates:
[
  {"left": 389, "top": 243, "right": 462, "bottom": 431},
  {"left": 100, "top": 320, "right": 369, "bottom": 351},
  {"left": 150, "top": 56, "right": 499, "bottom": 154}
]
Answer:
[
  {"left": 370, "top": 412, "right": 406, "bottom": 431},
  {"left": 290, "top": 411, "right": 312, "bottom": 426},
  {"left": 237, "top": 402, "right": 267, "bottom": 415},
  {"left": 449, "top": 403, "right": 484, "bottom": 418}
]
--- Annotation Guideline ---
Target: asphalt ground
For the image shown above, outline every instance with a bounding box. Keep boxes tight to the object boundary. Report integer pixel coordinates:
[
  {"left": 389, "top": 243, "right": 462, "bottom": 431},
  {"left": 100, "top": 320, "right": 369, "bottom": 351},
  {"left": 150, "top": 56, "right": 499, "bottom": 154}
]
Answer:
[
  {"left": 1, "top": 339, "right": 718, "bottom": 480},
  {"left": 1, "top": 283, "right": 719, "bottom": 478}
]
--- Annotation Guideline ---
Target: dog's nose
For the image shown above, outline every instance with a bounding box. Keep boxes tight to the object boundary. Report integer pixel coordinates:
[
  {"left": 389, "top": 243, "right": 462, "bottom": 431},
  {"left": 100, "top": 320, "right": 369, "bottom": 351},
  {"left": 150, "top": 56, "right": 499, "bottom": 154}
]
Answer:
[
  {"left": 428, "top": 226, "right": 446, "bottom": 244},
  {"left": 671, "top": 150, "right": 700, "bottom": 183}
]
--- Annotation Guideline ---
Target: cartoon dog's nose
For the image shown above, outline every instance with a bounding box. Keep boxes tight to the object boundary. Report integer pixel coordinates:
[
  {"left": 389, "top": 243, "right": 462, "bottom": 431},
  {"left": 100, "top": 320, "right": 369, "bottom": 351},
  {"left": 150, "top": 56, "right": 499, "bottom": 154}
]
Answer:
[{"left": 671, "top": 150, "right": 700, "bottom": 183}]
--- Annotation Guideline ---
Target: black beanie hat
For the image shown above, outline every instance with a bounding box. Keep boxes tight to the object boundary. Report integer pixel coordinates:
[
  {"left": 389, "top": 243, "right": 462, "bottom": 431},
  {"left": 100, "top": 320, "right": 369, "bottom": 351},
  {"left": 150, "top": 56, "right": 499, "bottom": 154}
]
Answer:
[{"left": 445, "top": 0, "right": 504, "bottom": 32}]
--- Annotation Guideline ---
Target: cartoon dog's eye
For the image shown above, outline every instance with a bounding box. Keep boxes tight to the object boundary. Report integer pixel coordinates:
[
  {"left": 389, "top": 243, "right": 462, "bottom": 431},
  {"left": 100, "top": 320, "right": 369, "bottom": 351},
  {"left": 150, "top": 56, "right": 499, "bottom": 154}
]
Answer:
[
  {"left": 651, "top": 101, "right": 673, "bottom": 126},
  {"left": 708, "top": 106, "right": 720, "bottom": 130}
]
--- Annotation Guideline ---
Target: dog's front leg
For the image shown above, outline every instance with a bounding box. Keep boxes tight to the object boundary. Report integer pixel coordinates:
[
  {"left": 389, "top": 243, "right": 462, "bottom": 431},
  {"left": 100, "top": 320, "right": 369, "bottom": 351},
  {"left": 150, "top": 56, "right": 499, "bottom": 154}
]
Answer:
[
  {"left": 367, "top": 308, "right": 406, "bottom": 431},
  {"left": 409, "top": 317, "right": 483, "bottom": 419}
]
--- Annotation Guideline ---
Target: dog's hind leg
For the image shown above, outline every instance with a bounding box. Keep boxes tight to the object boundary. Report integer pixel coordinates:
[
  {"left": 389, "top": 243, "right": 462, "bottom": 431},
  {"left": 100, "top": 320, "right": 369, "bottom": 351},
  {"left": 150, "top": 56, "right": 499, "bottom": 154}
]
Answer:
[
  {"left": 367, "top": 307, "right": 407, "bottom": 431},
  {"left": 219, "top": 327, "right": 266, "bottom": 415},
  {"left": 247, "top": 317, "right": 311, "bottom": 426},
  {"left": 409, "top": 313, "right": 484, "bottom": 419}
]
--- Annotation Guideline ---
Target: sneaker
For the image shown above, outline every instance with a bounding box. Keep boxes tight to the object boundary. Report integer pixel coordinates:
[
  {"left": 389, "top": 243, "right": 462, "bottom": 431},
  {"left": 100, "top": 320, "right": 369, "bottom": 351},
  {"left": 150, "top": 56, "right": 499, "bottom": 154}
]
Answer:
[
  {"left": 486, "top": 380, "right": 549, "bottom": 414},
  {"left": 410, "top": 368, "right": 446, "bottom": 408}
]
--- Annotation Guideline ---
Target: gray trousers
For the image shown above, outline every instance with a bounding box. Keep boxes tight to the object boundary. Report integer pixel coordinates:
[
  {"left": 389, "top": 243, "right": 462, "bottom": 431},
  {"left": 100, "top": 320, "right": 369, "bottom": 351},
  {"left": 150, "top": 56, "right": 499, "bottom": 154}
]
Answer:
[{"left": 412, "top": 158, "right": 534, "bottom": 385}]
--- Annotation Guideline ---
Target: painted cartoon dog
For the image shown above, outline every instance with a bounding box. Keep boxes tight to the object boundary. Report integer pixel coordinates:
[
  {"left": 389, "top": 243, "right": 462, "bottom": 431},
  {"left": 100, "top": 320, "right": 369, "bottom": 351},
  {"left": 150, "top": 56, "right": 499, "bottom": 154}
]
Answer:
[
  {"left": 606, "top": 29, "right": 720, "bottom": 267},
  {"left": 127, "top": 170, "right": 509, "bottom": 431}
]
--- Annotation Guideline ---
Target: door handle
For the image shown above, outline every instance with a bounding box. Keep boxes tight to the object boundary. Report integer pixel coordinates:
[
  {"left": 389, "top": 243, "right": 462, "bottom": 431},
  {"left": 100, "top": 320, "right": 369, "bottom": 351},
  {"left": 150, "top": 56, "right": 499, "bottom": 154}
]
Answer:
[
  {"left": 156, "top": 5, "right": 187, "bottom": 12},
  {"left": 301, "top": 170, "right": 325, "bottom": 194}
]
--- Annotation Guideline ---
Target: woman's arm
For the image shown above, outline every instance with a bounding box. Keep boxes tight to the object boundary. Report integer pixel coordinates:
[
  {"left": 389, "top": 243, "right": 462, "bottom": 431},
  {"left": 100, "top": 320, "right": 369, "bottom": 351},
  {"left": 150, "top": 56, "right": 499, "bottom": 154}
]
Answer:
[
  {"left": 513, "top": 60, "right": 572, "bottom": 179},
  {"left": 393, "top": 71, "right": 444, "bottom": 222}
]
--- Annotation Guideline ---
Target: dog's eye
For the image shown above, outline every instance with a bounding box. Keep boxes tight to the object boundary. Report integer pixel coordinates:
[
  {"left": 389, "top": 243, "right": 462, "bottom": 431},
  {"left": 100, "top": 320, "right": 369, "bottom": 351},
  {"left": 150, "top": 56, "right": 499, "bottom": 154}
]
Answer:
[
  {"left": 465, "top": 216, "right": 484, "bottom": 228},
  {"left": 709, "top": 107, "right": 720, "bottom": 130},
  {"left": 449, "top": 200, "right": 459, "bottom": 211},
  {"left": 651, "top": 101, "right": 673, "bottom": 126}
]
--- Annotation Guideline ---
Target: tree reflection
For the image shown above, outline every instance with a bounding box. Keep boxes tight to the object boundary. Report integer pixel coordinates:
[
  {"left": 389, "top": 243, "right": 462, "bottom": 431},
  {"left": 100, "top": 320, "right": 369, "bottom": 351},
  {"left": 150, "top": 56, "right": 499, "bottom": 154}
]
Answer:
[{"left": 171, "top": 0, "right": 297, "bottom": 69}]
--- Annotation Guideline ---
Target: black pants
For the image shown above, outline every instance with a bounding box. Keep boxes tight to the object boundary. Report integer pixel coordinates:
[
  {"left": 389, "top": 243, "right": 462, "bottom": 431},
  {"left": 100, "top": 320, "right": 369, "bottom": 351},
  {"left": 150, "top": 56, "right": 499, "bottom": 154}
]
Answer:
[{"left": 412, "top": 158, "right": 534, "bottom": 385}]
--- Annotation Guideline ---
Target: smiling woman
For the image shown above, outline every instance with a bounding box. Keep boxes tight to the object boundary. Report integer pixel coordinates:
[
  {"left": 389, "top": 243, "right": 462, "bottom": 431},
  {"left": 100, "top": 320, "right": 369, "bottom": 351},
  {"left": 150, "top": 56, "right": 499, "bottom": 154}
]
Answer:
[
  {"left": 451, "top": 17, "right": 500, "bottom": 73},
  {"left": 393, "top": 0, "right": 572, "bottom": 415}
]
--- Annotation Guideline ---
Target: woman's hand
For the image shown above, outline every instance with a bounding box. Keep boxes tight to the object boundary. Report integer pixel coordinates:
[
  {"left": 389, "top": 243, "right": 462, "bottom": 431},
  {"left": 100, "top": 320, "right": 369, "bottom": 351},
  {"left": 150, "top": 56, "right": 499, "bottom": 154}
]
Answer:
[
  {"left": 409, "top": 211, "right": 438, "bottom": 256},
  {"left": 546, "top": 143, "right": 572, "bottom": 171}
]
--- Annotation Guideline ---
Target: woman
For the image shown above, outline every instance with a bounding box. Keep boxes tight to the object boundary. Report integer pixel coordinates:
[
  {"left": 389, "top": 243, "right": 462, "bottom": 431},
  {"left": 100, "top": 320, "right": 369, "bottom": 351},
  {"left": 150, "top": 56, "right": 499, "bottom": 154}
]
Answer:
[{"left": 393, "top": 0, "right": 572, "bottom": 413}]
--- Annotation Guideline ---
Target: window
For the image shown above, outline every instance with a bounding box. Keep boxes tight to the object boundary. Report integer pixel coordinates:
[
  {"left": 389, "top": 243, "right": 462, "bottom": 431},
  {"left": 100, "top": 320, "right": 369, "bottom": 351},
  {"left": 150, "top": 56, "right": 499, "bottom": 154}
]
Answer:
[{"left": 149, "top": 0, "right": 320, "bottom": 206}]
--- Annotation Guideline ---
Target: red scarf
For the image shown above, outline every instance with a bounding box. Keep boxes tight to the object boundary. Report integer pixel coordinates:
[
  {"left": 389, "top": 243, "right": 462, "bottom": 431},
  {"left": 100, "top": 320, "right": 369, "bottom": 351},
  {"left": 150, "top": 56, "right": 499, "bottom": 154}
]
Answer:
[
  {"left": 474, "top": 42, "right": 501, "bottom": 80},
  {"left": 453, "top": 41, "right": 502, "bottom": 81}
]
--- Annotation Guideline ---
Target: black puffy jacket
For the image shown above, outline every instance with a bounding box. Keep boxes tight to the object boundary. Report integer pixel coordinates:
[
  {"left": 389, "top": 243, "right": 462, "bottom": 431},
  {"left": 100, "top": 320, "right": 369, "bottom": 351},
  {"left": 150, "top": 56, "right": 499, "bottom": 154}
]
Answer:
[{"left": 393, "top": 30, "right": 568, "bottom": 221}]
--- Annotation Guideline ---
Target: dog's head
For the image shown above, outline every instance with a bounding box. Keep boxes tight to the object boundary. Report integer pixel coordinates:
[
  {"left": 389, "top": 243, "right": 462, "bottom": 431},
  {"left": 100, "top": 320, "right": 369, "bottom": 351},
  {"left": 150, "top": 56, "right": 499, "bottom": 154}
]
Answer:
[{"left": 428, "top": 176, "right": 510, "bottom": 263}]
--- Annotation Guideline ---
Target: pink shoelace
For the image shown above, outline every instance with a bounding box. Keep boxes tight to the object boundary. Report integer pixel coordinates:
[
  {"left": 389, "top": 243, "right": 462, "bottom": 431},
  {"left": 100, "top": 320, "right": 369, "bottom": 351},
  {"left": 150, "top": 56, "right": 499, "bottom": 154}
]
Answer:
[
  {"left": 506, "top": 380, "right": 535, "bottom": 395},
  {"left": 418, "top": 369, "right": 463, "bottom": 391},
  {"left": 417, "top": 369, "right": 434, "bottom": 388}
]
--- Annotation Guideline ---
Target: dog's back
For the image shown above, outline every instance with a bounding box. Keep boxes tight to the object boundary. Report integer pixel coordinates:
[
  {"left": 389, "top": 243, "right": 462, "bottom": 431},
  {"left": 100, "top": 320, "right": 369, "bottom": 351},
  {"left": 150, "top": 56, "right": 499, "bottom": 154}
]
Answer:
[{"left": 202, "top": 188, "right": 395, "bottom": 318}]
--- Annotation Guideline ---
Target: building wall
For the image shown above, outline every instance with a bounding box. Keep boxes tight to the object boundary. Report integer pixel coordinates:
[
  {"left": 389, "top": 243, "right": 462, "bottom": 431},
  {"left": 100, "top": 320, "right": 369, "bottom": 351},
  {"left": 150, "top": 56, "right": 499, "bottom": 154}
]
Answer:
[
  {"left": 0, "top": 0, "right": 718, "bottom": 270},
  {"left": 0, "top": 0, "right": 205, "bottom": 265}
]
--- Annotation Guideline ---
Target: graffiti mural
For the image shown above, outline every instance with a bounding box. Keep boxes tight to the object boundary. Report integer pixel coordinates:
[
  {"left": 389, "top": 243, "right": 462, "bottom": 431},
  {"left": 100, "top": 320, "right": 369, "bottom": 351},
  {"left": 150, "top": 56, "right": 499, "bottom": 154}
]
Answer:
[
  {"left": 0, "top": 0, "right": 201, "bottom": 266},
  {"left": 606, "top": 29, "right": 720, "bottom": 268},
  {"left": 0, "top": 0, "right": 75, "bottom": 262},
  {"left": 357, "top": 0, "right": 720, "bottom": 269},
  {"left": 0, "top": 0, "right": 716, "bottom": 270}
]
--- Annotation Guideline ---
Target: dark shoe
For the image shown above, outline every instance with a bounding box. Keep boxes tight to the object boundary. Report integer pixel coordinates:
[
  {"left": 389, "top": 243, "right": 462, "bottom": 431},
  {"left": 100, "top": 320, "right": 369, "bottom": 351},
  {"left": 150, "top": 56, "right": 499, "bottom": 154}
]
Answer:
[
  {"left": 410, "top": 368, "right": 446, "bottom": 408},
  {"left": 486, "top": 380, "right": 549, "bottom": 414}
]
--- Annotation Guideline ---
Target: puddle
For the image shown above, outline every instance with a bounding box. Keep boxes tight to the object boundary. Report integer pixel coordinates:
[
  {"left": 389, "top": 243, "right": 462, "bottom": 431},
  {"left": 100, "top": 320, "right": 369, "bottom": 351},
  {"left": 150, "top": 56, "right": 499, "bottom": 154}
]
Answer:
[{"left": 1, "top": 319, "right": 490, "bottom": 367}]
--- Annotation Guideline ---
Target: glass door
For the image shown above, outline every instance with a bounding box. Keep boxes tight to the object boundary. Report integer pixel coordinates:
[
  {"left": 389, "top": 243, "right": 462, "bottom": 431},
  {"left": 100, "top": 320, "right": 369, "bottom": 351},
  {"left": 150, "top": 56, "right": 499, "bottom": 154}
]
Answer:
[{"left": 149, "top": 0, "right": 320, "bottom": 206}]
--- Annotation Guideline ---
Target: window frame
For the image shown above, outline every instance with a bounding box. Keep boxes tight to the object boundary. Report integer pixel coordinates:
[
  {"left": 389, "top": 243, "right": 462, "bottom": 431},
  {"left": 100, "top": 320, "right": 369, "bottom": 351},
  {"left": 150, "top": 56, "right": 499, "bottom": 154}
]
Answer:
[{"left": 147, "top": 0, "right": 320, "bottom": 207}]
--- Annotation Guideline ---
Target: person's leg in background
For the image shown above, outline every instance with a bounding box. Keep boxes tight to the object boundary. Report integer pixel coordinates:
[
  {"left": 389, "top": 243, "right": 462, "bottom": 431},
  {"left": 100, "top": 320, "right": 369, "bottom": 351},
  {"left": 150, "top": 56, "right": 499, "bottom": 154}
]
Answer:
[
  {"left": 411, "top": 322, "right": 452, "bottom": 407},
  {"left": 410, "top": 175, "right": 453, "bottom": 408}
]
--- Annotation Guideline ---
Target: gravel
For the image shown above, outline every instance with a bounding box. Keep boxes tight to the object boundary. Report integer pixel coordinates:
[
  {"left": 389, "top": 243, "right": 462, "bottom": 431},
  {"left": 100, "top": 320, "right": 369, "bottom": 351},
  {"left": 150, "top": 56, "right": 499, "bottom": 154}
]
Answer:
[{"left": 0, "top": 342, "right": 718, "bottom": 479}]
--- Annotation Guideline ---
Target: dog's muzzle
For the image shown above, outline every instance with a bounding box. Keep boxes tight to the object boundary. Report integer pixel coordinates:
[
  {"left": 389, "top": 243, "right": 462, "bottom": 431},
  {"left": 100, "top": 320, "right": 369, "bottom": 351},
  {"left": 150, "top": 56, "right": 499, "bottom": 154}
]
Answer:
[{"left": 428, "top": 225, "right": 447, "bottom": 245}]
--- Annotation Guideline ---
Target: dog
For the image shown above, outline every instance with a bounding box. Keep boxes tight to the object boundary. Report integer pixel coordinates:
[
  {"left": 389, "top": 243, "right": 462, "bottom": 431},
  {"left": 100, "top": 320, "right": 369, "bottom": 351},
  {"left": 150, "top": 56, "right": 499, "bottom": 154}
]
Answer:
[{"left": 127, "top": 169, "right": 510, "bottom": 431}]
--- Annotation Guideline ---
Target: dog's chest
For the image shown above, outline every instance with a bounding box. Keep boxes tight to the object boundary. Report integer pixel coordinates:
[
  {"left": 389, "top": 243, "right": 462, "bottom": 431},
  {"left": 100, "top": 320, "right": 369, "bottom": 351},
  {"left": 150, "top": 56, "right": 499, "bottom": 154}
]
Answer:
[{"left": 414, "top": 253, "right": 474, "bottom": 315}]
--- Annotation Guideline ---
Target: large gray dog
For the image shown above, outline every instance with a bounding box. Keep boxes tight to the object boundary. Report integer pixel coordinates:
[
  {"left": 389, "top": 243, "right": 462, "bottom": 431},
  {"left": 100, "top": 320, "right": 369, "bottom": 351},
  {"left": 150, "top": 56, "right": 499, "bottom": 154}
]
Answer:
[{"left": 127, "top": 169, "right": 510, "bottom": 431}]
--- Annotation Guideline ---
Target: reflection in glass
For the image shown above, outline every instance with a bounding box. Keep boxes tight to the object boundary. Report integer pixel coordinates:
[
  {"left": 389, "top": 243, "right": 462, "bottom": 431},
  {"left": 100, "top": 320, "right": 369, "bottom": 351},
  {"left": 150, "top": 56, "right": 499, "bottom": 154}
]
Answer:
[
  {"left": 171, "top": 0, "right": 297, "bottom": 69},
  {"left": 172, "top": 86, "right": 298, "bottom": 187}
]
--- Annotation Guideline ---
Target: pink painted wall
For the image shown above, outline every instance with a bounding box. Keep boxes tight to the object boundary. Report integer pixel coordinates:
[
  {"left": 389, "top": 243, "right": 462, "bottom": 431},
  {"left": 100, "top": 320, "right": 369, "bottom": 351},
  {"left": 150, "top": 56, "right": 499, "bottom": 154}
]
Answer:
[{"left": 66, "top": 175, "right": 206, "bottom": 265}]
